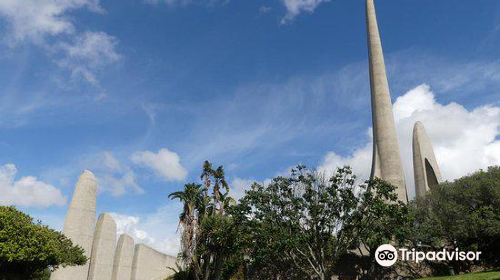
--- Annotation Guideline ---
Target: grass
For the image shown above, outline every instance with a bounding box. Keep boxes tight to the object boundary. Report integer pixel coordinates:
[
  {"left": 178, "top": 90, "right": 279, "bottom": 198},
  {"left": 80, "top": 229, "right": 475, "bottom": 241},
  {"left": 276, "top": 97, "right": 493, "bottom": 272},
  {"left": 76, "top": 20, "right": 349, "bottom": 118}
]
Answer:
[{"left": 417, "top": 269, "right": 500, "bottom": 280}]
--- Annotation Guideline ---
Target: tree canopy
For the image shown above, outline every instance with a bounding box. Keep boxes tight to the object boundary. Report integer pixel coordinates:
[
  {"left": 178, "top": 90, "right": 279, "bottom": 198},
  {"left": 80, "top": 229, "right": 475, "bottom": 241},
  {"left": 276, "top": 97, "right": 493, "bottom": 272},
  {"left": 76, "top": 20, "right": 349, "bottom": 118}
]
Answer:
[
  {"left": 411, "top": 166, "right": 500, "bottom": 274},
  {"left": 168, "top": 164, "right": 500, "bottom": 280},
  {"left": 232, "top": 166, "right": 410, "bottom": 280},
  {"left": 169, "top": 161, "right": 237, "bottom": 280},
  {"left": 0, "top": 206, "right": 87, "bottom": 280}
]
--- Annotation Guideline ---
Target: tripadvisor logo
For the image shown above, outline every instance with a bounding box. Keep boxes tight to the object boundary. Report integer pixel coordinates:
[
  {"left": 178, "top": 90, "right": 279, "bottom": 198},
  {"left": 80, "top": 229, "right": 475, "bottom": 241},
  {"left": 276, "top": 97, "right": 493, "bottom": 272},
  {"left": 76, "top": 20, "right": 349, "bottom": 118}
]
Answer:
[
  {"left": 375, "top": 244, "right": 398, "bottom": 267},
  {"left": 375, "top": 244, "right": 482, "bottom": 267}
]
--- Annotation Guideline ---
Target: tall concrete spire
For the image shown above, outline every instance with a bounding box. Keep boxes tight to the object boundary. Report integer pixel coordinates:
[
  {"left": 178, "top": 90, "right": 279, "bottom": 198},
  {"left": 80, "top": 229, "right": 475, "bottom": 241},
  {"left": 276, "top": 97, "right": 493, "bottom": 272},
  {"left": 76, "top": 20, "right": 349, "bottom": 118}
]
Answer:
[
  {"left": 51, "top": 170, "right": 97, "bottom": 280},
  {"left": 366, "top": 0, "right": 407, "bottom": 202},
  {"left": 413, "top": 121, "right": 442, "bottom": 198}
]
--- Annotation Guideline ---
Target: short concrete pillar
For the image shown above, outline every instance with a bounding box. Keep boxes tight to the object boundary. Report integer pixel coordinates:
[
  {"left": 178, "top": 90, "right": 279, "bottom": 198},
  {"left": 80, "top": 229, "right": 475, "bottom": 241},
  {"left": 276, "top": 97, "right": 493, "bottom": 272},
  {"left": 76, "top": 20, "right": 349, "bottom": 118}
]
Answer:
[
  {"left": 112, "top": 234, "right": 135, "bottom": 280},
  {"left": 88, "top": 213, "right": 117, "bottom": 280},
  {"left": 131, "top": 244, "right": 177, "bottom": 280}
]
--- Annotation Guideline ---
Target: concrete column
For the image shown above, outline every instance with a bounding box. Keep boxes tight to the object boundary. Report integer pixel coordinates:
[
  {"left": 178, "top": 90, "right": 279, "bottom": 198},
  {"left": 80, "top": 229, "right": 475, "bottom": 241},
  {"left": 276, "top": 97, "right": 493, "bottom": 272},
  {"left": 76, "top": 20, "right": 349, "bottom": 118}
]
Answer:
[
  {"left": 413, "top": 121, "right": 442, "bottom": 198},
  {"left": 88, "top": 213, "right": 117, "bottom": 280},
  {"left": 366, "top": 0, "right": 408, "bottom": 202},
  {"left": 112, "top": 234, "right": 135, "bottom": 280},
  {"left": 131, "top": 244, "right": 177, "bottom": 280},
  {"left": 51, "top": 170, "right": 97, "bottom": 280}
]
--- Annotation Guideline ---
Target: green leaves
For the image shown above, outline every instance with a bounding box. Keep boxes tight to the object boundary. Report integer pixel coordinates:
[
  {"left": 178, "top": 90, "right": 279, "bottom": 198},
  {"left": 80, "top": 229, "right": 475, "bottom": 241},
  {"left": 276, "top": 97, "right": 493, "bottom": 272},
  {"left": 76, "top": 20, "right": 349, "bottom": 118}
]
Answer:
[
  {"left": 169, "top": 161, "right": 238, "bottom": 280},
  {"left": 411, "top": 166, "right": 500, "bottom": 272},
  {"left": 0, "top": 206, "right": 87, "bottom": 279},
  {"left": 232, "top": 166, "right": 411, "bottom": 279},
  {"left": 169, "top": 163, "right": 500, "bottom": 279}
]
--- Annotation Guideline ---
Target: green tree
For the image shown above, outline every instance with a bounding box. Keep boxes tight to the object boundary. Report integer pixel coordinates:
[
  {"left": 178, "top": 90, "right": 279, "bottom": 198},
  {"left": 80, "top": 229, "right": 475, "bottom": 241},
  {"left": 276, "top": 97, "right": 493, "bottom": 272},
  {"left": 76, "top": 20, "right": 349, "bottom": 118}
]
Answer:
[
  {"left": 170, "top": 161, "right": 237, "bottom": 280},
  {"left": 169, "top": 183, "right": 204, "bottom": 267},
  {"left": 411, "top": 166, "right": 500, "bottom": 275},
  {"left": 0, "top": 206, "right": 87, "bottom": 280},
  {"left": 350, "top": 177, "right": 412, "bottom": 280},
  {"left": 232, "top": 166, "right": 410, "bottom": 280}
]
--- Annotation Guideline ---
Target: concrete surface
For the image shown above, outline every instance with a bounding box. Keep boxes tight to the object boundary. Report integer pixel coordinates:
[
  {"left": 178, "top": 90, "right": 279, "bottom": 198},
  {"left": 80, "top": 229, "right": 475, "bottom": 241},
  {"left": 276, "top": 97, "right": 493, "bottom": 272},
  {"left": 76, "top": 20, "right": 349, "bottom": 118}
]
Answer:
[
  {"left": 131, "top": 244, "right": 177, "bottom": 280},
  {"left": 50, "top": 170, "right": 97, "bottom": 280},
  {"left": 88, "top": 213, "right": 117, "bottom": 280},
  {"left": 412, "top": 121, "right": 442, "bottom": 197},
  {"left": 366, "top": 0, "right": 408, "bottom": 202},
  {"left": 112, "top": 234, "right": 135, "bottom": 280}
]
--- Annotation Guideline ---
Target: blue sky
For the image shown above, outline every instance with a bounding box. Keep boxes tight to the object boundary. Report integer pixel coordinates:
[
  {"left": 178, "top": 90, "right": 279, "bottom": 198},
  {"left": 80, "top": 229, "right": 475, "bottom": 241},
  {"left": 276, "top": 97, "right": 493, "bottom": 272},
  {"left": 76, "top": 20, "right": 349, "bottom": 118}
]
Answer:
[{"left": 1, "top": 0, "right": 500, "bottom": 255}]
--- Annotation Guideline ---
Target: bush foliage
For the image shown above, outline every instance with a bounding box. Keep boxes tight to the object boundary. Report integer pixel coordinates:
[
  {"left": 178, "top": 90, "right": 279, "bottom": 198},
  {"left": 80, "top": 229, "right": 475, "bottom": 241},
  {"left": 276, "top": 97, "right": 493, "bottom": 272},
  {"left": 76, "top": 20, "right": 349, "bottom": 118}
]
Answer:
[
  {"left": 0, "top": 206, "right": 87, "bottom": 280},
  {"left": 411, "top": 166, "right": 500, "bottom": 274}
]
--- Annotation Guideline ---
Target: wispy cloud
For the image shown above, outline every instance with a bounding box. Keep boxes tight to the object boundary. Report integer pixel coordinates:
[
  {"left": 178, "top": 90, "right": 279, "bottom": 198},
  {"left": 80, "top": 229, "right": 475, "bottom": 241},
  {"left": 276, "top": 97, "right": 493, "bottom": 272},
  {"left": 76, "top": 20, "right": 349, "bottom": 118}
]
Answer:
[
  {"left": 177, "top": 49, "right": 500, "bottom": 172},
  {"left": 181, "top": 63, "right": 369, "bottom": 168},
  {"left": 279, "top": 0, "right": 331, "bottom": 23},
  {"left": 0, "top": 0, "right": 102, "bottom": 45},
  {"left": 56, "top": 31, "right": 121, "bottom": 87},
  {"left": 260, "top": 6, "right": 273, "bottom": 14},
  {"left": 80, "top": 152, "right": 144, "bottom": 197},
  {"left": 385, "top": 51, "right": 500, "bottom": 101},
  {"left": 143, "top": 0, "right": 191, "bottom": 5},
  {"left": 40, "top": 147, "right": 187, "bottom": 198},
  {"left": 0, "top": 0, "right": 120, "bottom": 94}
]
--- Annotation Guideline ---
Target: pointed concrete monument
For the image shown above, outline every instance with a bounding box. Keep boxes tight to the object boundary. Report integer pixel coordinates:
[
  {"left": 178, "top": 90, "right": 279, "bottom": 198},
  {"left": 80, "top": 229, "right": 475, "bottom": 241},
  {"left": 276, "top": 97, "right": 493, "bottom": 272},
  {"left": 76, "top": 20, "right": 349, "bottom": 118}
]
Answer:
[
  {"left": 366, "top": 0, "right": 408, "bottom": 202},
  {"left": 88, "top": 213, "right": 117, "bottom": 280},
  {"left": 112, "top": 234, "right": 135, "bottom": 280},
  {"left": 51, "top": 170, "right": 97, "bottom": 280},
  {"left": 413, "top": 121, "right": 442, "bottom": 197}
]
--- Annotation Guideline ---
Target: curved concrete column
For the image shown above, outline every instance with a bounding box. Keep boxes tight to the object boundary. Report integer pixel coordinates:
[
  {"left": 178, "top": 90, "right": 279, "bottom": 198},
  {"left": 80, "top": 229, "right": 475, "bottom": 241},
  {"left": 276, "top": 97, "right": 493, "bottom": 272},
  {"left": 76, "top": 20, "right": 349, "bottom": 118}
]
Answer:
[
  {"left": 366, "top": 0, "right": 407, "bottom": 202},
  {"left": 131, "top": 244, "right": 177, "bottom": 280},
  {"left": 51, "top": 170, "right": 97, "bottom": 280},
  {"left": 413, "top": 121, "right": 442, "bottom": 197},
  {"left": 88, "top": 213, "right": 117, "bottom": 280},
  {"left": 112, "top": 234, "right": 135, "bottom": 280}
]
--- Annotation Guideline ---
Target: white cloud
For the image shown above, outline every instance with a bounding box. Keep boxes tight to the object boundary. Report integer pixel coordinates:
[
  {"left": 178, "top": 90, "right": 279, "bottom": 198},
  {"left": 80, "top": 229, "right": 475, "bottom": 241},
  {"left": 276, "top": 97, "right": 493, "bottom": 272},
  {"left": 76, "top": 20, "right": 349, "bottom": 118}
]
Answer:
[
  {"left": 0, "top": 164, "right": 66, "bottom": 207},
  {"left": 230, "top": 177, "right": 278, "bottom": 201},
  {"left": 103, "top": 151, "right": 124, "bottom": 172},
  {"left": 279, "top": 0, "right": 331, "bottom": 23},
  {"left": 394, "top": 85, "right": 500, "bottom": 190},
  {"left": 110, "top": 213, "right": 155, "bottom": 244},
  {"left": 0, "top": 0, "right": 119, "bottom": 92},
  {"left": 0, "top": 0, "right": 101, "bottom": 45},
  {"left": 318, "top": 138, "right": 373, "bottom": 181},
  {"left": 59, "top": 31, "right": 121, "bottom": 67},
  {"left": 318, "top": 84, "right": 500, "bottom": 199},
  {"left": 131, "top": 148, "right": 188, "bottom": 182},
  {"left": 110, "top": 202, "right": 182, "bottom": 256},
  {"left": 81, "top": 152, "right": 144, "bottom": 196},
  {"left": 230, "top": 177, "right": 255, "bottom": 200},
  {"left": 57, "top": 31, "right": 121, "bottom": 86}
]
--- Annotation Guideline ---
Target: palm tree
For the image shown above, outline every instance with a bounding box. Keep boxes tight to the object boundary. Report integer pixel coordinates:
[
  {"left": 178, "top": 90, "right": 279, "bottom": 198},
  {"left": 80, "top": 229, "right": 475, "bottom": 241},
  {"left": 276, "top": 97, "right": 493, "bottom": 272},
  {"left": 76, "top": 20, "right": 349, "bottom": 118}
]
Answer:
[
  {"left": 169, "top": 183, "right": 203, "bottom": 268},
  {"left": 170, "top": 161, "right": 235, "bottom": 280},
  {"left": 213, "top": 166, "right": 229, "bottom": 214},
  {"left": 219, "top": 192, "right": 236, "bottom": 214},
  {"left": 201, "top": 161, "right": 213, "bottom": 199}
]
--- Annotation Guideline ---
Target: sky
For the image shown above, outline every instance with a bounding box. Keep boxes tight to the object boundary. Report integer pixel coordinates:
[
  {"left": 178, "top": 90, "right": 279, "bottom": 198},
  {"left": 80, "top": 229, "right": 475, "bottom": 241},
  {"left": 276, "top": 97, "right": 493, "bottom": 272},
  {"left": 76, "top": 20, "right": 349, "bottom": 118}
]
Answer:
[{"left": 1, "top": 0, "right": 500, "bottom": 256}]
